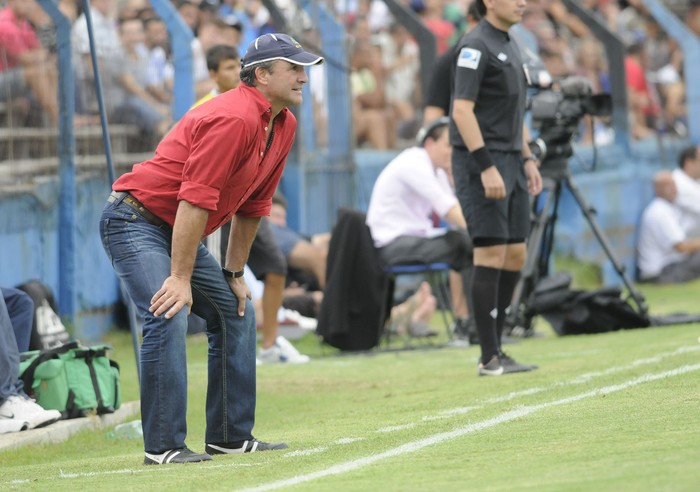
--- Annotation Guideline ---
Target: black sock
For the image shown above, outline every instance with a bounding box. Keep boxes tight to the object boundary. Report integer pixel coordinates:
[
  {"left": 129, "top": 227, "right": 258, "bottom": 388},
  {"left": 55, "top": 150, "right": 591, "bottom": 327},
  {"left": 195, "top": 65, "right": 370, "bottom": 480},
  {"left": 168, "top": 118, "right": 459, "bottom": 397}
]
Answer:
[
  {"left": 460, "top": 265, "right": 474, "bottom": 318},
  {"left": 496, "top": 269, "right": 520, "bottom": 352},
  {"left": 471, "top": 266, "right": 500, "bottom": 363}
]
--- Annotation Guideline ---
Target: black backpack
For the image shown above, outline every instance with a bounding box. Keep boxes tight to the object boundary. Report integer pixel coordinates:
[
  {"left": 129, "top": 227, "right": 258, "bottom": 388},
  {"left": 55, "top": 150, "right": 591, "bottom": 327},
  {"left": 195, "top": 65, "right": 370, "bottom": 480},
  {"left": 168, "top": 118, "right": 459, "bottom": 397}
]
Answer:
[
  {"left": 527, "top": 272, "right": 651, "bottom": 335},
  {"left": 16, "top": 279, "right": 71, "bottom": 350}
]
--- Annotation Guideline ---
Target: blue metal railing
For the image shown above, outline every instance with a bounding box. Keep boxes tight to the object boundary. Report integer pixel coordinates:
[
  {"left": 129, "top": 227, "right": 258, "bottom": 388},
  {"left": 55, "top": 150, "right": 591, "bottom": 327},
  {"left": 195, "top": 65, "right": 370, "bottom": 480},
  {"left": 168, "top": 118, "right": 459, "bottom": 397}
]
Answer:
[{"left": 37, "top": 0, "right": 76, "bottom": 322}]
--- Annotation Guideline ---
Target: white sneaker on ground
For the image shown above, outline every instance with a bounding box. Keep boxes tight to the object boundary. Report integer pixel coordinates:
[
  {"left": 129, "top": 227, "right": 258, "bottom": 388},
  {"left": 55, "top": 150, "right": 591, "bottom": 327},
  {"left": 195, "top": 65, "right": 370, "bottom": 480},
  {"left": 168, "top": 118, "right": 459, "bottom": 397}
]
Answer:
[
  {"left": 0, "top": 395, "right": 62, "bottom": 429},
  {"left": 258, "top": 336, "right": 310, "bottom": 364},
  {"left": 278, "top": 309, "right": 317, "bottom": 331},
  {"left": 0, "top": 418, "right": 27, "bottom": 434}
]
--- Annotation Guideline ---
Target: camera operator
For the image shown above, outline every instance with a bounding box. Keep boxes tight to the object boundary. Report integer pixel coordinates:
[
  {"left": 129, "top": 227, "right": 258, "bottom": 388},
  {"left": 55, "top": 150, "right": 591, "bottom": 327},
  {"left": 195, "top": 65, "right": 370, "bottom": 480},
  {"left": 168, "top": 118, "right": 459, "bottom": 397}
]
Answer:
[{"left": 450, "top": 0, "right": 542, "bottom": 376}]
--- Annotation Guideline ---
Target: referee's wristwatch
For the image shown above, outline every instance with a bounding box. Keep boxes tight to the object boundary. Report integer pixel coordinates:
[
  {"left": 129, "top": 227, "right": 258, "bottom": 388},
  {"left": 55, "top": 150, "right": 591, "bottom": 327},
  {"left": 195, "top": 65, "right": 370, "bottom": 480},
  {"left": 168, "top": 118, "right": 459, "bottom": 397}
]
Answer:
[
  {"left": 222, "top": 267, "right": 245, "bottom": 279},
  {"left": 523, "top": 155, "right": 538, "bottom": 164}
]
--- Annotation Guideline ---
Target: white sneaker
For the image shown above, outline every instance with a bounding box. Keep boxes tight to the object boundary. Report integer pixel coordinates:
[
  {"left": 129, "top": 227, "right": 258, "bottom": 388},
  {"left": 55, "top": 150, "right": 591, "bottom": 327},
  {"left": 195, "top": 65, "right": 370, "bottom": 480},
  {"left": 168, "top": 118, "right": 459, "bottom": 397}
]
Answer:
[
  {"left": 0, "top": 418, "right": 27, "bottom": 434},
  {"left": 278, "top": 309, "right": 318, "bottom": 331},
  {"left": 258, "top": 336, "right": 310, "bottom": 364},
  {"left": 0, "top": 395, "right": 62, "bottom": 430}
]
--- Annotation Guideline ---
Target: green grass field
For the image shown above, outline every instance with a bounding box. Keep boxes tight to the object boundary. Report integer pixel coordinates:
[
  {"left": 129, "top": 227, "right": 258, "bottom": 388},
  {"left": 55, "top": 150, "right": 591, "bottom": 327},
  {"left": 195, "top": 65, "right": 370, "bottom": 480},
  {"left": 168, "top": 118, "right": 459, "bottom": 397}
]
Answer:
[{"left": 2, "top": 279, "right": 700, "bottom": 491}]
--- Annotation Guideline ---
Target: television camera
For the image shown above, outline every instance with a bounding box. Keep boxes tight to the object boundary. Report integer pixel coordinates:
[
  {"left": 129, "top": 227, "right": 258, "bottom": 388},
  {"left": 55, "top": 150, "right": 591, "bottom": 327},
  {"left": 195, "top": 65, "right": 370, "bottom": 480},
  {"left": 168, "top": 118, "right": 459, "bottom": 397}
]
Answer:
[
  {"left": 505, "top": 75, "right": 647, "bottom": 337},
  {"left": 527, "top": 76, "right": 612, "bottom": 178}
]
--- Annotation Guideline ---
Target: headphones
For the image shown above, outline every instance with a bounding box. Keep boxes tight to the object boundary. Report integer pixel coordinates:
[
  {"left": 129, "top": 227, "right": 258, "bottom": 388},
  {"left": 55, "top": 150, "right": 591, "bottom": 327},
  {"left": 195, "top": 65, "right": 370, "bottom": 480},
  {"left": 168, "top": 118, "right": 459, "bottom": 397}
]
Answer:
[{"left": 416, "top": 116, "right": 450, "bottom": 147}]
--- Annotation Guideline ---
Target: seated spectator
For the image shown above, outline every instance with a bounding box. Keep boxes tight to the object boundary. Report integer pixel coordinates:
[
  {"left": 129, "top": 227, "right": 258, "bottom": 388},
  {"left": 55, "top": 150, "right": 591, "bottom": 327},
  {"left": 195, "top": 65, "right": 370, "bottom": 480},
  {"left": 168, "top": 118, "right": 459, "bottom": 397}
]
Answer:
[
  {"left": 382, "top": 22, "right": 420, "bottom": 139},
  {"left": 268, "top": 192, "right": 329, "bottom": 289},
  {"left": 0, "top": 0, "right": 58, "bottom": 125},
  {"left": 176, "top": 0, "right": 200, "bottom": 34},
  {"left": 366, "top": 117, "right": 474, "bottom": 341},
  {"left": 672, "top": 145, "right": 700, "bottom": 238},
  {"left": 119, "top": 0, "right": 150, "bottom": 21},
  {"left": 1, "top": 287, "right": 62, "bottom": 434},
  {"left": 637, "top": 171, "right": 700, "bottom": 283},
  {"left": 574, "top": 38, "right": 613, "bottom": 145},
  {"left": 142, "top": 16, "right": 174, "bottom": 105},
  {"left": 191, "top": 18, "right": 229, "bottom": 99},
  {"left": 350, "top": 39, "right": 395, "bottom": 149},
  {"left": 625, "top": 41, "right": 659, "bottom": 139},
  {"left": 220, "top": 14, "right": 244, "bottom": 49},
  {"left": 241, "top": 266, "right": 313, "bottom": 365},
  {"left": 72, "top": 0, "right": 169, "bottom": 141},
  {"left": 116, "top": 17, "right": 171, "bottom": 134},
  {"left": 417, "top": 0, "right": 455, "bottom": 55},
  {"left": 192, "top": 44, "right": 241, "bottom": 107}
]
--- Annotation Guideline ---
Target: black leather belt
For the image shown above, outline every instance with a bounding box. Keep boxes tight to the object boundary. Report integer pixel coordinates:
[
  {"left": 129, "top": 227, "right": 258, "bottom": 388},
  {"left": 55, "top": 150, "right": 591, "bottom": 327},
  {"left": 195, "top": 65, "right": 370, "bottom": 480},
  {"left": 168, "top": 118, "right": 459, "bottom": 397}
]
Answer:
[{"left": 108, "top": 191, "right": 169, "bottom": 229}]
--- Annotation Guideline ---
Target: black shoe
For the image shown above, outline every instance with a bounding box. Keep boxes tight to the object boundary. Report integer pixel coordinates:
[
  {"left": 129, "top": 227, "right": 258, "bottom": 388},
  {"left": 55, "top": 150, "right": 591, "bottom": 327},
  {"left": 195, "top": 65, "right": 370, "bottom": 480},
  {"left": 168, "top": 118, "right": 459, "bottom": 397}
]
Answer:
[
  {"left": 477, "top": 355, "right": 505, "bottom": 376},
  {"left": 144, "top": 448, "right": 212, "bottom": 465},
  {"left": 499, "top": 352, "right": 538, "bottom": 373},
  {"left": 205, "top": 439, "right": 288, "bottom": 454}
]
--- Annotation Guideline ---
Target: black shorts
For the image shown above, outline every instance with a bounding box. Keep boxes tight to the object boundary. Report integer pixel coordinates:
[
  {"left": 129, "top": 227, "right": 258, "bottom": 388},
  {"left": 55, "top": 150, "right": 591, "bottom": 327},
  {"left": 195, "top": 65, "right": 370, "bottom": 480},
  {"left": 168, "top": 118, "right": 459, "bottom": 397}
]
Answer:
[
  {"left": 452, "top": 147, "right": 530, "bottom": 242},
  {"left": 219, "top": 217, "right": 287, "bottom": 280}
]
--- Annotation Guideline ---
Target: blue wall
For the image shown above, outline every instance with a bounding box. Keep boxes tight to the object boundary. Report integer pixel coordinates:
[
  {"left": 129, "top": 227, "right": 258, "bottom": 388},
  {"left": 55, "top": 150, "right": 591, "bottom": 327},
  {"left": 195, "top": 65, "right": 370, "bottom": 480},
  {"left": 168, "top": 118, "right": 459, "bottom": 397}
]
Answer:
[
  {"left": 0, "top": 173, "right": 120, "bottom": 342},
  {"left": 353, "top": 138, "right": 689, "bottom": 286},
  {"left": 0, "top": 137, "right": 688, "bottom": 341}
]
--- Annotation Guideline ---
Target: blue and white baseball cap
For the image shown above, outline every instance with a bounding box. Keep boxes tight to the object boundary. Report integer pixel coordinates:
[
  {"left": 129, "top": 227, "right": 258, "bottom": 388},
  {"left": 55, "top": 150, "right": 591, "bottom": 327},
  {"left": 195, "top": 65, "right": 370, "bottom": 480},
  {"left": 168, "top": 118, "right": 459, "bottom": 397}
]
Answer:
[{"left": 241, "top": 33, "right": 324, "bottom": 68}]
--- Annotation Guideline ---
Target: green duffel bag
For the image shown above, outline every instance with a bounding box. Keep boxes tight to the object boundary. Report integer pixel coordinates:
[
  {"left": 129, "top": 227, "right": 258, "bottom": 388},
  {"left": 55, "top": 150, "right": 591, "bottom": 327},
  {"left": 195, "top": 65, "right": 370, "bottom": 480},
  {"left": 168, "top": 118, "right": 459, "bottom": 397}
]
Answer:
[{"left": 19, "top": 341, "right": 121, "bottom": 419}]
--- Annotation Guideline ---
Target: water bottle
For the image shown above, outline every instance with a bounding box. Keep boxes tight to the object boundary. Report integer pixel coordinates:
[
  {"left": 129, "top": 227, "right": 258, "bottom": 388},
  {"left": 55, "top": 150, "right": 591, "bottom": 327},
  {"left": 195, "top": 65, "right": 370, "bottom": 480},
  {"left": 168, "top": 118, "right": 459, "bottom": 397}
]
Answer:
[{"left": 106, "top": 420, "right": 143, "bottom": 439}]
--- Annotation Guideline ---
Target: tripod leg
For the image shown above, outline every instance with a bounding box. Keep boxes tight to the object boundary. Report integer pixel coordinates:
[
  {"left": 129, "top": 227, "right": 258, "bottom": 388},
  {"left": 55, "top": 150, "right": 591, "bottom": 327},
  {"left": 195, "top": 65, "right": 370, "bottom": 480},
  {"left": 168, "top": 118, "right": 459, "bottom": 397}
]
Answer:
[
  {"left": 563, "top": 178, "right": 648, "bottom": 315},
  {"left": 506, "top": 178, "right": 561, "bottom": 334}
]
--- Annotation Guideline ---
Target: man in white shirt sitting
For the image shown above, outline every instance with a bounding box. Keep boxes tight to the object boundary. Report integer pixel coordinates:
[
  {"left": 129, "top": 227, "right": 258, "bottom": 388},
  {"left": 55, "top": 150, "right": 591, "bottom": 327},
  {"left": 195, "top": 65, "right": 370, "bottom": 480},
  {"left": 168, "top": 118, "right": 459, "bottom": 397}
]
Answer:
[
  {"left": 672, "top": 145, "right": 700, "bottom": 238},
  {"left": 637, "top": 171, "right": 700, "bottom": 283},
  {"left": 366, "top": 117, "right": 473, "bottom": 339}
]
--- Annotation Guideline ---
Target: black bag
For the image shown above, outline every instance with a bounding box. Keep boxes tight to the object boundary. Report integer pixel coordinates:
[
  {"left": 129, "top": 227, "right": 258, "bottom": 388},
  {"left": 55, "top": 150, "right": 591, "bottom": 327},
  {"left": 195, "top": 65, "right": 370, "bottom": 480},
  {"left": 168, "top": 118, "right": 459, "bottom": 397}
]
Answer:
[
  {"left": 16, "top": 279, "right": 71, "bottom": 350},
  {"left": 527, "top": 272, "right": 651, "bottom": 335}
]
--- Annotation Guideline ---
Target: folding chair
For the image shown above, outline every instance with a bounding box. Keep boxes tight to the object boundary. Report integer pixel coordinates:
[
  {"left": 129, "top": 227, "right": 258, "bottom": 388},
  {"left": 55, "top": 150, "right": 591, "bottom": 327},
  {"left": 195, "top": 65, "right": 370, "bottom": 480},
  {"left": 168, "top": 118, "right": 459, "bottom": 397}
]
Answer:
[{"left": 383, "top": 262, "right": 456, "bottom": 344}]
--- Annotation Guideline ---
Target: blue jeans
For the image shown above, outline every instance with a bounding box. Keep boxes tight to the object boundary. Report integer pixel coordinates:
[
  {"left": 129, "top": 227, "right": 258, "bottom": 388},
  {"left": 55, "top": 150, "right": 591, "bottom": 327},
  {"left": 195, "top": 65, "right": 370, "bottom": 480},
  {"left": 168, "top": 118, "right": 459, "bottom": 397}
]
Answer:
[
  {"left": 0, "top": 288, "right": 34, "bottom": 403},
  {"left": 99, "top": 195, "right": 257, "bottom": 453}
]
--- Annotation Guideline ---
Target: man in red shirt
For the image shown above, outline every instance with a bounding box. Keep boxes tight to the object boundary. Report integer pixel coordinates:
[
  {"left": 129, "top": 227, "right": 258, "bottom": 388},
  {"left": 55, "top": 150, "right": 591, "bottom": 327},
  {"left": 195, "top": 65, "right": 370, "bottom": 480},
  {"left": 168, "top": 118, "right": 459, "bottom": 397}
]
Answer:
[
  {"left": 100, "top": 33, "right": 322, "bottom": 465},
  {"left": 0, "top": 0, "right": 58, "bottom": 123}
]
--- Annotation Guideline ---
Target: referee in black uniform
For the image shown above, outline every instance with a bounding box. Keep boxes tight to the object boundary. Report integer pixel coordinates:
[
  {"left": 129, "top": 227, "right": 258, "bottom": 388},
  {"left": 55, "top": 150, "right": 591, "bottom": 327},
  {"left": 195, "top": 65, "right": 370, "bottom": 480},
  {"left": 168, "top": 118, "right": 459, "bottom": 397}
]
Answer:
[{"left": 450, "top": 0, "right": 542, "bottom": 376}]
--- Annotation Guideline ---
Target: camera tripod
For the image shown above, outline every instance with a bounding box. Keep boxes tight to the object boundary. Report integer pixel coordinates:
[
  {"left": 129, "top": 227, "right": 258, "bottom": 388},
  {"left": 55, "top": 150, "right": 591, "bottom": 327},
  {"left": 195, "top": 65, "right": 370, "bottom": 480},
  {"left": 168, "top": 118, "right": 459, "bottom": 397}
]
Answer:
[{"left": 504, "top": 161, "right": 649, "bottom": 336}]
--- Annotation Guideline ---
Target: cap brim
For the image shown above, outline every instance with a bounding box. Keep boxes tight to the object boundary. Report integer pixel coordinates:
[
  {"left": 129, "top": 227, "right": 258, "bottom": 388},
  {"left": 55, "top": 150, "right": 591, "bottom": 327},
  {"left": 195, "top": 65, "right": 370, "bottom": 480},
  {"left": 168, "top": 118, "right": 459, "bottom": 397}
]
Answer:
[
  {"left": 244, "top": 51, "right": 324, "bottom": 68},
  {"left": 288, "top": 51, "right": 324, "bottom": 66}
]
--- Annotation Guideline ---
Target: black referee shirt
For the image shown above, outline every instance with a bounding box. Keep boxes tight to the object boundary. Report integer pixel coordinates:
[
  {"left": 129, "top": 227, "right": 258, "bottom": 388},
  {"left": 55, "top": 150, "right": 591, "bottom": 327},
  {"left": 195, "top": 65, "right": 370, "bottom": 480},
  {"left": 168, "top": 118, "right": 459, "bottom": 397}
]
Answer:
[{"left": 449, "top": 19, "right": 526, "bottom": 152}]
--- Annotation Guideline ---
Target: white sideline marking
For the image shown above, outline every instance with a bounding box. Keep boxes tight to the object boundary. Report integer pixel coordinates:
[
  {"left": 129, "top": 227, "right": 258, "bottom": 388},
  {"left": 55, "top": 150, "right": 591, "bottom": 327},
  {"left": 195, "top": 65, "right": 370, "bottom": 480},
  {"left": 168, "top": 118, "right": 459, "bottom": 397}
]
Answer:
[
  {"left": 4, "top": 347, "right": 698, "bottom": 487},
  {"left": 375, "top": 423, "right": 416, "bottom": 433},
  {"left": 334, "top": 437, "right": 364, "bottom": 445},
  {"left": 422, "top": 406, "right": 477, "bottom": 421},
  {"left": 417, "top": 345, "right": 700, "bottom": 424},
  {"left": 241, "top": 364, "right": 700, "bottom": 492},
  {"left": 55, "top": 461, "right": 259, "bottom": 479},
  {"left": 284, "top": 447, "right": 328, "bottom": 457}
]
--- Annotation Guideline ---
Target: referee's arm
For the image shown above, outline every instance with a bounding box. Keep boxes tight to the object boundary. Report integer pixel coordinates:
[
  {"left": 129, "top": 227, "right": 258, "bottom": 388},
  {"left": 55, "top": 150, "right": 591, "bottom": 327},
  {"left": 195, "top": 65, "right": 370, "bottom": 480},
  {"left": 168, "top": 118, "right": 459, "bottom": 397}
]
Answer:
[{"left": 521, "top": 123, "right": 543, "bottom": 196}]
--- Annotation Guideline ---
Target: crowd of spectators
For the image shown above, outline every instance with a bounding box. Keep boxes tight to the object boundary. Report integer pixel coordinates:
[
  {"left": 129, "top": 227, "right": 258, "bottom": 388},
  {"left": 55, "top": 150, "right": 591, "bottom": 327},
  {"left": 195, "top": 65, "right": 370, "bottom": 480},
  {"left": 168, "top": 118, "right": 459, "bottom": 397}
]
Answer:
[
  {"left": 339, "top": 0, "right": 696, "bottom": 148},
  {"left": 0, "top": 0, "right": 697, "bottom": 148}
]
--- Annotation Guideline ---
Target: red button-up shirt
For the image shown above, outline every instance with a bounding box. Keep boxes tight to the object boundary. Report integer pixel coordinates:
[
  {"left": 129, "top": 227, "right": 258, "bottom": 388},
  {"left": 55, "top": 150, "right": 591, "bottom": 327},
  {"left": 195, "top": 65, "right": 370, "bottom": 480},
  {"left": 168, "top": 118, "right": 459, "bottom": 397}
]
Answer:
[{"left": 114, "top": 84, "right": 296, "bottom": 237}]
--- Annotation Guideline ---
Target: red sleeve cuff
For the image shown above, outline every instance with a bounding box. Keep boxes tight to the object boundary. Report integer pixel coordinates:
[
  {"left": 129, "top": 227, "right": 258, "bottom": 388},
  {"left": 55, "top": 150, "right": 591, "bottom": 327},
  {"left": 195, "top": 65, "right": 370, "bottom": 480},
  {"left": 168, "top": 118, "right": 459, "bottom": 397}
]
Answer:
[
  {"left": 237, "top": 199, "right": 271, "bottom": 217},
  {"left": 178, "top": 181, "right": 220, "bottom": 211}
]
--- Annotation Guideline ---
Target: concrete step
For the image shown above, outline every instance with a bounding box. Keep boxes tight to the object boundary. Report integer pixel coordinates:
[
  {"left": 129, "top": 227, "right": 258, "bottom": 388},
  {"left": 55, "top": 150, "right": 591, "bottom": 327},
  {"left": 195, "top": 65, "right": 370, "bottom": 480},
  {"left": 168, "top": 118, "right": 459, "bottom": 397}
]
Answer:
[{"left": 0, "top": 400, "right": 139, "bottom": 452}]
